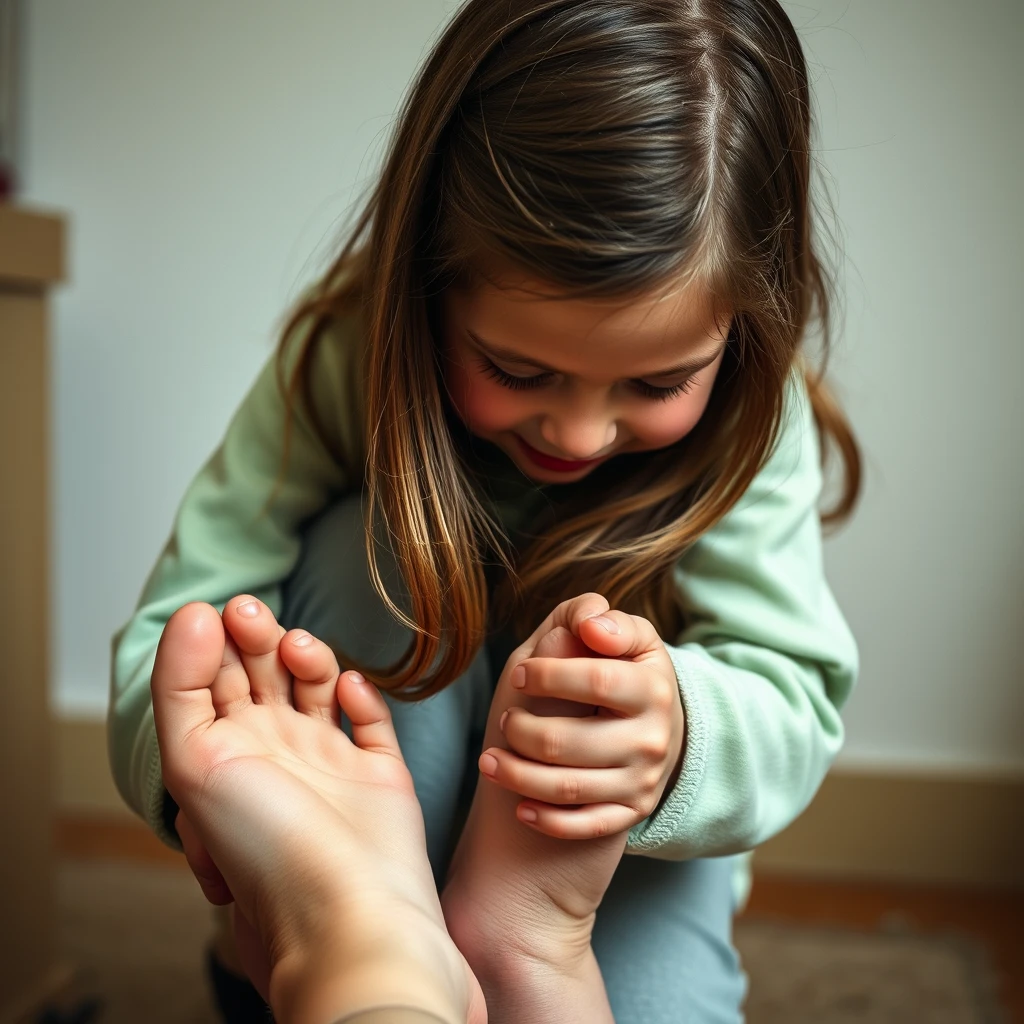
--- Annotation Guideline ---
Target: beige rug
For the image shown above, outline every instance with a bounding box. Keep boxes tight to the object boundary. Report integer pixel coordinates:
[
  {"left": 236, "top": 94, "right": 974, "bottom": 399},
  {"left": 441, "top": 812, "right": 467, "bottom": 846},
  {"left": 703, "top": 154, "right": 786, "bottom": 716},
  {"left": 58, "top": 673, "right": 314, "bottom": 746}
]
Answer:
[
  {"left": 736, "top": 921, "right": 1001, "bottom": 1024},
  {"left": 54, "top": 861, "right": 1002, "bottom": 1024}
]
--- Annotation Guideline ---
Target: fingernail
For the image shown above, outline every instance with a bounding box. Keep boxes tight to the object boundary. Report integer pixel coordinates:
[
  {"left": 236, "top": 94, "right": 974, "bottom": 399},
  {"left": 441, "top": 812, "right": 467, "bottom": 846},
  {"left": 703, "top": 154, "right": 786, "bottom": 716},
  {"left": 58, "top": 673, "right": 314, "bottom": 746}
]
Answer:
[
  {"left": 588, "top": 614, "right": 620, "bottom": 634},
  {"left": 499, "top": 710, "right": 509, "bottom": 732},
  {"left": 512, "top": 665, "right": 526, "bottom": 689},
  {"left": 347, "top": 671, "right": 365, "bottom": 685},
  {"left": 518, "top": 806, "right": 538, "bottom": 823},
  {"left": 291, "top": 632, "right": 313, "bottom": 647},
  {"left": 236, "top": 600, "right": 260, "bottom": 618},
  {"left": 479, "top": 752, "right": 498, "bottom": 776}
]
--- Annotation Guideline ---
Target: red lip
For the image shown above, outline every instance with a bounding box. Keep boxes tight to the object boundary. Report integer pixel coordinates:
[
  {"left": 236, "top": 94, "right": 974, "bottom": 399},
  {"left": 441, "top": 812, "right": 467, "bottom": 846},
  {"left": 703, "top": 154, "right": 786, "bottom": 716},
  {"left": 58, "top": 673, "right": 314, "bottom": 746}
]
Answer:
[{"left": 515, "top": 437, "right": 606, "bottom": 473}]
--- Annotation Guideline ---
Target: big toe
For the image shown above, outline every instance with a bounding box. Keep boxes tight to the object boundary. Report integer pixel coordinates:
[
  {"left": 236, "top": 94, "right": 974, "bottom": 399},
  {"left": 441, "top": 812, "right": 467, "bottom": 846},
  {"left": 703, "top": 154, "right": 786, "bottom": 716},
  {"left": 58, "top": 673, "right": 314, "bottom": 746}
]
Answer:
[{"left": 152, "top": 603, "right": 227, "bottom": 778}]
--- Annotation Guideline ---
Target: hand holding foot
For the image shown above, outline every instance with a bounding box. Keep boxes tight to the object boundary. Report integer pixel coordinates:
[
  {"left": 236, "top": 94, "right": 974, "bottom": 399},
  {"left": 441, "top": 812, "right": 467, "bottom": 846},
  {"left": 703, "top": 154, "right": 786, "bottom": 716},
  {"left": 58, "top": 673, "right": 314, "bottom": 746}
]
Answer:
[
  {"left": 151, "top": 597, "right": 485, "bottom": 1024},
  {"left": 479, "top": 592, "right": 685, "bottom": 839}
]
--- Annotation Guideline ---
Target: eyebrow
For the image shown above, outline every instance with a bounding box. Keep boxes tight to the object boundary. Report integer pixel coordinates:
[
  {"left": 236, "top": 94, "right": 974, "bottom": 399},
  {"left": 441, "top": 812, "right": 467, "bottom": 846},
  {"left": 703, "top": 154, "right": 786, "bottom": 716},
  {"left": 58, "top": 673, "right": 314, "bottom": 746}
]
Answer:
[{"left": 466, "top": 330, "right": 726, "bottom": 381}]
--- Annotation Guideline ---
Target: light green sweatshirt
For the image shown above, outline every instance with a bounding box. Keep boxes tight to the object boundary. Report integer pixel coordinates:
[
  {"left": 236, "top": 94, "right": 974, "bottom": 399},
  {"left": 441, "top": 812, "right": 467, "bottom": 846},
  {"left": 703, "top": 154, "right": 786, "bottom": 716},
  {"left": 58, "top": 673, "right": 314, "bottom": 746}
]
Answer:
[{"left": 108, "top": 312, "right": 857, "bottom": 868}]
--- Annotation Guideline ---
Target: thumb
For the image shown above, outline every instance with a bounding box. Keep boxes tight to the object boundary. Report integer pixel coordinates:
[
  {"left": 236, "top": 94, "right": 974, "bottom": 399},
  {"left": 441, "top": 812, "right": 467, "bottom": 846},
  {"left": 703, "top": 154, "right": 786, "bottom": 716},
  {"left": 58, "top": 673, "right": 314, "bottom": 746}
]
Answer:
[
  {"left": 577, "top": 609, "right": 664, "bottom": 660},
  {"left": 523, "top": 593, "right": 611, "bottom": 652}
]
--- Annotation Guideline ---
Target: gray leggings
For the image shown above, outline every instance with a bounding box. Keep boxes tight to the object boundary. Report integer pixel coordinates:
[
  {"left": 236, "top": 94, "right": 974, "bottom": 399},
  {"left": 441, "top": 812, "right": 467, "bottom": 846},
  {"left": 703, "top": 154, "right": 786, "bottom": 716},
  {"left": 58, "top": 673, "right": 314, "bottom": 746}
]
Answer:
[{"left": 281, "top": 494, "right": 746, "bottom": 1024}]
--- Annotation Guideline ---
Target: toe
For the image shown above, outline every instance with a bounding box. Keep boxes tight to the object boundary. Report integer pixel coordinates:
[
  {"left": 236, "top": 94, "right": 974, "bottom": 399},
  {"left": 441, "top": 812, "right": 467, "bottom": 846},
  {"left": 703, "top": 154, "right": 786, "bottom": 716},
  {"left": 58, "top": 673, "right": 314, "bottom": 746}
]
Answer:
[
  {"left": 210, "top": 633, "right": 255, "bottom": 715},
  {"left": 279, "top": 629, "right": 342, "bottom": 724},
  {"left": 336, "top": 671, "right": 406, "bottom": 763},
  {"left": 152, "top": 603, "right": 230, "bottom": 783},
  {"left": 221, "top": 596, "right": 291, "bottom": 706}
]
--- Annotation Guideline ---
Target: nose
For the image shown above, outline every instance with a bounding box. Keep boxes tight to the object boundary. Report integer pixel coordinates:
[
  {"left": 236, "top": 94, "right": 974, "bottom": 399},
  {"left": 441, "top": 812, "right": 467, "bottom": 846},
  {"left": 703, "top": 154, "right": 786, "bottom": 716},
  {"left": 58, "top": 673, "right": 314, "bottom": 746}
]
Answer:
[{"left": 539, "top": 401, "right": 617, "bottom": 461}]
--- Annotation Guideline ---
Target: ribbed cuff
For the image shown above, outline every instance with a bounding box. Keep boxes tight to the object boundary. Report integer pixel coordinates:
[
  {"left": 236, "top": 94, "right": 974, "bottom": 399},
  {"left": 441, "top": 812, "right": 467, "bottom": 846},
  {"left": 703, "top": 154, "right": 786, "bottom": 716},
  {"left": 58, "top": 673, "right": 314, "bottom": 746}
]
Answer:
[
  {"left": 136, "top": 704, "right": 183, "bottom": 851},
  {"left": 625, "top": 644, "right": 711, "bottom": 858}
]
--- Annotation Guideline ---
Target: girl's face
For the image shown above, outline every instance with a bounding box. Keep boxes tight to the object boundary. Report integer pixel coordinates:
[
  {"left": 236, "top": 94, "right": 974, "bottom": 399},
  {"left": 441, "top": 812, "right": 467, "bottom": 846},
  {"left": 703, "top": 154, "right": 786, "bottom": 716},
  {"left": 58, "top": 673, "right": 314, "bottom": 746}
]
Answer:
[{"left": 441, "top": 267, "right": 730, "bottom": 483}]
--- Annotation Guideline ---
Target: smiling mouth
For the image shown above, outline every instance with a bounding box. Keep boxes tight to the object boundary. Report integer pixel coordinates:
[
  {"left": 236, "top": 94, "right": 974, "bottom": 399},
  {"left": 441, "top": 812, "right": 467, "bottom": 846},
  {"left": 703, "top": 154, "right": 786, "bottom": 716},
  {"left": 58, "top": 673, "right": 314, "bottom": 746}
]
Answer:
[{"left": 514, "top": 436, "right": 609, "bottom": 473}]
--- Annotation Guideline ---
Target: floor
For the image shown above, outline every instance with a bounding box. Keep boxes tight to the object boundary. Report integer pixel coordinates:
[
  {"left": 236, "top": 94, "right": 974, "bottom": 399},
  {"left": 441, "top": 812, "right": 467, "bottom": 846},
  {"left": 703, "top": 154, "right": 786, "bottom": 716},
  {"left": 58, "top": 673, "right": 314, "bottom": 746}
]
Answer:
[
  {"left": 742, "top": 873, "right": 1022, "bottom": 1023},
  {"left": 58, "top": 817, "right": 1024, "bottom": 1023}
]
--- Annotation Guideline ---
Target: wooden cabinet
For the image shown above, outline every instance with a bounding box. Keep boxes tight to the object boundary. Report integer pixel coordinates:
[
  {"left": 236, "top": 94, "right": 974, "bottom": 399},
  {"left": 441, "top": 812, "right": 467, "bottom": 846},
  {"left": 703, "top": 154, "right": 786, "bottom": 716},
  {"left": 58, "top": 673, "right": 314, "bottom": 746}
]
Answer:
[{"left": 0, "top": 205, "right": 67, "bottom": 1022}]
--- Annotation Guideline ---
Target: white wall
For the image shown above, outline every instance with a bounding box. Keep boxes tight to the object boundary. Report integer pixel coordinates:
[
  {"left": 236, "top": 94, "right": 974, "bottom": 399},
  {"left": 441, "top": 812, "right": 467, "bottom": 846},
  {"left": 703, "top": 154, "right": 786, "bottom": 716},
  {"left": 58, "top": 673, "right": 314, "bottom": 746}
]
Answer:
[
  {"left": 800, "top": 0, "right": 1024, "bottom": 772},
  {"left": 21, "top": 1, "right": 1024, "bottom": 773}
]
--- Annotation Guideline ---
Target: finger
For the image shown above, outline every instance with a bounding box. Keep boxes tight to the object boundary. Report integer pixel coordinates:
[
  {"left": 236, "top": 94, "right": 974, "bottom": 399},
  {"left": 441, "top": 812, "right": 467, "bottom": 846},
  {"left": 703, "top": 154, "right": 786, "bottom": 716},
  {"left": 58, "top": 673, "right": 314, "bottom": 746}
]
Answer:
[
  {"left": 278, "top": 629, "right": 341, "bottom": 725},
  {"left": 531, "top": 625, "right": 591, "bottom": 660},
  {"left": 336, "top": 671, "right": 405, "bottom": 762},
  {"left": 176, "top": 810, "right": 233, "bottom": 906},
  {"left": 514, "top": 657, "right": 647, "bottom": 716},
  {"left": 501, "top": 707, "right": 635, "bottom": 768},
  {"left": 494, "top": 627, "right": 590, "bottom": 724},
  {"left": 509, "top": 622, "right": 602, "bottom": 720},
  {"left": 523, "top": 593, "right": 610, "bottom": 650},
  {"left": 577, "top": 609, "right": 664, "bottom": 660},
  {"left": 515, "top": 800, "right": 638, "bottom": 840},
  {"left": 222, "top": 596, "right": 290, "bottom": 706},
  {"left": 152, "top": 603, "right": 230, "bottom": 775},
  {"left": 478, "top": 747, "right": 638, "bottom": 806}
]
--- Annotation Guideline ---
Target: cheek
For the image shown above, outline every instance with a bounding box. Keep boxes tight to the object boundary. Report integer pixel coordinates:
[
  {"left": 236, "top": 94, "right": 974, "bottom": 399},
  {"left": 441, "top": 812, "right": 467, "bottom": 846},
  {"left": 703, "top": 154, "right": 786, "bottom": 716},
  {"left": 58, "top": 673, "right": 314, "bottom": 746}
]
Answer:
[
  {"left": 445, "top": 361, "right": 525, "bottom": 436},
  {"left": 629, "top": 393, "right": 712, "bottom": 449}
]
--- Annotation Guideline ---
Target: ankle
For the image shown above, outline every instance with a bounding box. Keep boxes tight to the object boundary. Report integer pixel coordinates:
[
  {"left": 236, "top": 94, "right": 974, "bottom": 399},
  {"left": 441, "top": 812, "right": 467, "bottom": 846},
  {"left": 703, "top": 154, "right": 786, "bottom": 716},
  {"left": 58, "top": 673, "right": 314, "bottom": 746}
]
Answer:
[
  {"left": 473, "top": 945, "right": 612, "bottom": 1024},
  {"left": 441, "top": 881, "right": 594, "bottom": 984}
]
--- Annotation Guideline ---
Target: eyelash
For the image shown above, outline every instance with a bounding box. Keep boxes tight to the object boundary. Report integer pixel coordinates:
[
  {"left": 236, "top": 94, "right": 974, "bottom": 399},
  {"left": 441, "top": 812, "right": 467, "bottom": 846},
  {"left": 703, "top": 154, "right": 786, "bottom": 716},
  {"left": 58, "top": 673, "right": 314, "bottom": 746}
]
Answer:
[{"left": 477, "top": 357, "right": 696, "bottom": 401}]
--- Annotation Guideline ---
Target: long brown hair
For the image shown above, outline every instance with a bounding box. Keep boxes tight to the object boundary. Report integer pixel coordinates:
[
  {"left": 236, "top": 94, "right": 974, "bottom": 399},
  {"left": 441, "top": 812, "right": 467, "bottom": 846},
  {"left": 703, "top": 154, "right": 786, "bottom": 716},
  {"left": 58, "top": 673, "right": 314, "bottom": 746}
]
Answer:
[{"left": 277, "top": 0, "right": 861, "bottom": 699}]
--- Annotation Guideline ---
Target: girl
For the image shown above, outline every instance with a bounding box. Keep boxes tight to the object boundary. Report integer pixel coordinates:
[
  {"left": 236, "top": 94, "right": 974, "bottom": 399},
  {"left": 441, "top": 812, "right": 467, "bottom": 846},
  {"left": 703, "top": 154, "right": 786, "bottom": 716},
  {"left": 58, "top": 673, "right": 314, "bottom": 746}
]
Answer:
[{"left": 109, "top": 1, "right": 860, "bottom": 1022}]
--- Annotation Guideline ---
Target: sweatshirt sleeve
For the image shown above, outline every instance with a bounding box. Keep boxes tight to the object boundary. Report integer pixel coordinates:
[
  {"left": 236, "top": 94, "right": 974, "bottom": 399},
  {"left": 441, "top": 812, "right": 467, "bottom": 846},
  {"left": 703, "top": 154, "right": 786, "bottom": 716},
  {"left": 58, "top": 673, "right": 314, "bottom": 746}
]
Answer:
[
  {"left": 626, "top": 375, "right": 858, "bottom": 860},
  {"left": 107, "top": 318, "right": 363, "bottom": 846}
]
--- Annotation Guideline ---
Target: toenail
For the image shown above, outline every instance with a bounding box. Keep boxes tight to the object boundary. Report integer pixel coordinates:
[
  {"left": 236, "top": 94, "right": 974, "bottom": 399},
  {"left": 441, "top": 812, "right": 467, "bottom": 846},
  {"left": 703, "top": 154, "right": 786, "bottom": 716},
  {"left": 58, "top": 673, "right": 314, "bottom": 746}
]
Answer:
[
  {"left": 518, "top": 806, "right": 538, "bottom": 823},
  {"left": 499, "top": 710, "right": 509, "bottom": 732},
  {"left": 512, "top": 665, "right": 526, "bottom": 689},
  {"left": 291, "top": 632, "right": 314, "bottom": 647},
  {"left": 479, "top": 753, "right": 498, "bottom": 776},
  {"left": 237, "top": 600, "right": 260, "bottom": 617}
]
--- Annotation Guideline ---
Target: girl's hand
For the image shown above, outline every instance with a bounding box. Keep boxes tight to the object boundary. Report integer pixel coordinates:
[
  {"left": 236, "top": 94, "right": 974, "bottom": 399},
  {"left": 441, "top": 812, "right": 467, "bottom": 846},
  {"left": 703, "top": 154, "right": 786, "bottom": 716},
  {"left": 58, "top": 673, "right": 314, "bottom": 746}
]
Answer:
[{"left": 480, "top": 593, "right": 686, "bottom": 840}]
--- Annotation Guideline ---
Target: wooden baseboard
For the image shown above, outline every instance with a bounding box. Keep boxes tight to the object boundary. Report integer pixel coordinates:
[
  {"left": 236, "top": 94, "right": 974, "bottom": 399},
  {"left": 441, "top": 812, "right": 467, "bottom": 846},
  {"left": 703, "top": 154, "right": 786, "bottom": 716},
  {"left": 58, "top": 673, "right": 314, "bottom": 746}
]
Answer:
[
  {"left": 56, "top": 815, "right": 186, "bottom": 868},
  {"left": 54, "top": 716, "right": 1024, "bottom": 888},
  {"left": 755, "top": 770, "right": 1024, "bottom": 889},
  {"left": 54, "top": 716, "right": 135, "bottom": 820}
]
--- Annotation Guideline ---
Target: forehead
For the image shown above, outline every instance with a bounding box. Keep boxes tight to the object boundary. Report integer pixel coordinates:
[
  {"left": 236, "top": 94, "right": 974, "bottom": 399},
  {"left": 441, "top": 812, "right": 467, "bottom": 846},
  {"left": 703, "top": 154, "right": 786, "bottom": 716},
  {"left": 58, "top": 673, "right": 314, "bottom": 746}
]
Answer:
[{"left": 444, "top": 268, "right": 729, "bottom": 377}]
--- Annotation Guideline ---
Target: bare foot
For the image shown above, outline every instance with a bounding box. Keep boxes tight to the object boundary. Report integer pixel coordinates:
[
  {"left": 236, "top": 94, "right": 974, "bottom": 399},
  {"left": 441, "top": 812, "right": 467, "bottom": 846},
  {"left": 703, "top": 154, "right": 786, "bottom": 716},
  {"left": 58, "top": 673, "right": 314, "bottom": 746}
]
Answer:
[
  {"left": 152, "top": 597, "right": 486, "bottom": 1024},
  {"left": 441, "top": 626, "right": 626, "bottom": 1023}
]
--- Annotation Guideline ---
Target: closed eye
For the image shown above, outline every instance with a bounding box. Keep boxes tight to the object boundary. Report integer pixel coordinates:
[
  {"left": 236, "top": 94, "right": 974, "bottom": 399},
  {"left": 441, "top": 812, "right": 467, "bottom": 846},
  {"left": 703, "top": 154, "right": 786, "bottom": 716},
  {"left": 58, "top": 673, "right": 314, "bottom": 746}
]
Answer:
[
  {"left": 478, "top": 356, "right": 696, "bottom": 401},
  {"left": 478, "top": 357, "right": 550, "bottom": 390},
  {"left": 630, "top": 378, "right": 697, "bottom": 400}
]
